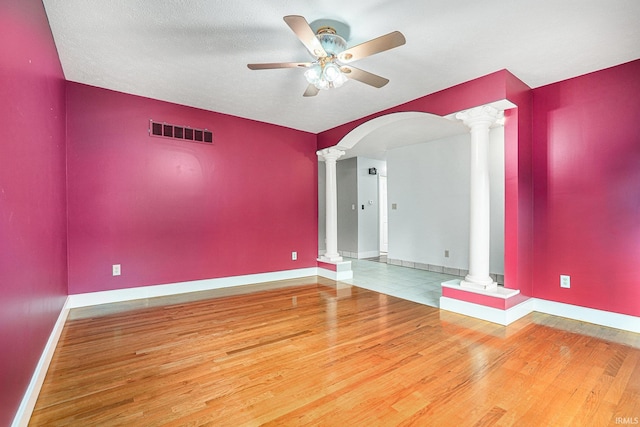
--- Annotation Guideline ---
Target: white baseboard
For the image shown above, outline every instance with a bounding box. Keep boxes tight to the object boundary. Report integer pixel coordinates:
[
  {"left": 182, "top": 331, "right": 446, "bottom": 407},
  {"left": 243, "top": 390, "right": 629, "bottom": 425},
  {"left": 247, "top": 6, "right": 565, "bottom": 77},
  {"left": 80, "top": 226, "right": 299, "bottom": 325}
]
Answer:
[
  {"left": 357, "top": 251, "right": 381, "bottom": 259},
  {"left": 534, "top": 298, "right": 640, "bottom": 334},
  {"left": 12, "top": 298, "right": 70, "bottom": 427},
  {"left": 67, "top": 267, "right": 318, "bottom": 308},
  {"left": 318, "top": 267, "right": 353, "bottom": 281},
  {"left": 440, "top": 296, "right": 534, "bottom": 326},
  {"left": 440, "top": 295, "right": 640, "bottom": 334}
]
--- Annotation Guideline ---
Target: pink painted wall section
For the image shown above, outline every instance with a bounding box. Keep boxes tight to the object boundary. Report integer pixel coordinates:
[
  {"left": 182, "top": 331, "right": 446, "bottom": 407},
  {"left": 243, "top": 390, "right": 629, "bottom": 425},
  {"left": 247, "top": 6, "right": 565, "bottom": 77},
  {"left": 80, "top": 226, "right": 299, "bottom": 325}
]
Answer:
[
  {"left": 0, "top": 0, "right": 68, "bottom": 424},
  {"left": 504, "top": 72, "right": 534, "bottom": 296},
  {"left": 532, "top": 59, "right": 640, "bottom": 317},
  {"left": 317, "top": 261, "right": 338, "bottom": 271},
  {"left": 442, "top": 287, "right": 529, "bottom": 310},
  {"left": 317, "top": 70, "right": 509, "bottom": 150},
  {"left": 443, "top": 287, "right": 506, "bottom": 310},
  {"left": 66, "top": 83, "right": 318, "bottom": 294}
]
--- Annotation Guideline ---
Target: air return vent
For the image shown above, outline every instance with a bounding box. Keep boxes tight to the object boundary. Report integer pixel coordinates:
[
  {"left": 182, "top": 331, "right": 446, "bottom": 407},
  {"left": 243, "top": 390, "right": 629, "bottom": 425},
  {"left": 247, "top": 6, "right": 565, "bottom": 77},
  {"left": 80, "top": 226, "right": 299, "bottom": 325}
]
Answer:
[{"left": 149, "top": 120, "right": 213, "bottom": 144}]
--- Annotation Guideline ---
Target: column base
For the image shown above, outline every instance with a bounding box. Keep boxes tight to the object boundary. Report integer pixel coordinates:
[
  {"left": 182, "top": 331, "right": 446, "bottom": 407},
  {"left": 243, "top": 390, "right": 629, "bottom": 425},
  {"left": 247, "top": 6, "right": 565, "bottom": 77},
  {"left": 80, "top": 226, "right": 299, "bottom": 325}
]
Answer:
[
  {"left": 460, "top": 274, "right": 497, "bottom": 291},
  {"left": 320, "top": 254, "right": 343, "bottom": 263},
  {"left": 317, "top": 259, "right": 352, "bottom": 281},
  {"left": 440, "top": 279, "right": 531, "bottom": 325}
]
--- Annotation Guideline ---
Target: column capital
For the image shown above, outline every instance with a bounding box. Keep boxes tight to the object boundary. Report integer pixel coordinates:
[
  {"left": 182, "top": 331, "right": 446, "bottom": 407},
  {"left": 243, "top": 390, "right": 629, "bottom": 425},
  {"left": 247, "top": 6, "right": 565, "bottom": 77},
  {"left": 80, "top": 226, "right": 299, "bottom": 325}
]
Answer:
[
  {"left": 456, "top": 105, "right": 501, "bottom": 129},
  {"left": 317, "top": 147, "right": 345, "bottom": 162}
]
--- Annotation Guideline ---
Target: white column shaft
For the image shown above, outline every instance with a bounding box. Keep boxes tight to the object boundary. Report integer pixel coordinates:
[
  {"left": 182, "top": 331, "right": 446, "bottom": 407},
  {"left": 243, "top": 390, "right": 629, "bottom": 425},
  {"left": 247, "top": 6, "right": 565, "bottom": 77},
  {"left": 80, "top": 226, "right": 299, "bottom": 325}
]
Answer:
[
  {"left": 467, "top": 123, "right": 492, "bottom": 282},
  {"left": 456, "top": 105, "right": 500, "bottom": 291},
  {"left": 318, "top": 148, "right": 345, "bottom": 262},
  {"left": 325, "top": 157, "right": 340, "bottom": 260}
]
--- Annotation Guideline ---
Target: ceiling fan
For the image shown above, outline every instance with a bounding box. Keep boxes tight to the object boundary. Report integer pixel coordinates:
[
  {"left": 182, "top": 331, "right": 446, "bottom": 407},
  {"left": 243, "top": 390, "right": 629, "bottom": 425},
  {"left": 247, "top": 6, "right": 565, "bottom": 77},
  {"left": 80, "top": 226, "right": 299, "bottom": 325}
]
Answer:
[{"left": 247, "top": 15, "right": 406, "bottom": 97}]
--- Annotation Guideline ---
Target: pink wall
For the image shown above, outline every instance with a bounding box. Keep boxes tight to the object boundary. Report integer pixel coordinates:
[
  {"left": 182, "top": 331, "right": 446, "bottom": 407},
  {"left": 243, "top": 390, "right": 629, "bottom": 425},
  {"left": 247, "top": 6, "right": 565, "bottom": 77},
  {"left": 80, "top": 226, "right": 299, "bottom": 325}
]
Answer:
[
  {"left": 66, "top": 83, "right": 318, "bottom": 294},
  {"left": 532, "top": 59, "right": 640, "bottom": 317},
  {"left": 317, "top": 70, "right": 534, "bottom": 295},
  {"left": 504, "top": 73, "right": 534, "bottom": 297},
  {"left": 0, "top": 0, "right": 68, "bottom": 424},
  {"left": 318, "top": 70, "right": 510, "bottom": 151}
]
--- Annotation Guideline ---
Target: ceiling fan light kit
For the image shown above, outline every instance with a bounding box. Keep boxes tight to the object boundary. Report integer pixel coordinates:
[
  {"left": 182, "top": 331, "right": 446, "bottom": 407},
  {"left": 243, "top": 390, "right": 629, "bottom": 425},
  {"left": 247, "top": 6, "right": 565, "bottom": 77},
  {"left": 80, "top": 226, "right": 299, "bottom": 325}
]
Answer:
[
  {"left": 247, "top": 15, "right": 406, "bottom": 97},
  {"left": 304, "top": 60, "right": 348, "bottom": 91},
  {"left": 304, "top": 27, "right": 349, "bottom": 90}
]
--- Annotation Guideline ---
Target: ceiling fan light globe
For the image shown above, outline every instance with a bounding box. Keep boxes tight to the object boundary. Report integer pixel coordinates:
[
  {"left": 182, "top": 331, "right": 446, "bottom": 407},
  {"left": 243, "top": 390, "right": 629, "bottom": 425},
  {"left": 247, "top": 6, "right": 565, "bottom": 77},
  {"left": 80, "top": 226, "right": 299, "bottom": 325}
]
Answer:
[
  {"left": 314, "top": 79, "right": 330, "bottom": 90},
  {"left": 323, "top": 63, "right": 342, "bottom": 82},
  {"left": 304, "top": 64, "right": 322, "bottom": 84},
  {"left": 333, "top": 72, "right": 348, "bottom": 88}
]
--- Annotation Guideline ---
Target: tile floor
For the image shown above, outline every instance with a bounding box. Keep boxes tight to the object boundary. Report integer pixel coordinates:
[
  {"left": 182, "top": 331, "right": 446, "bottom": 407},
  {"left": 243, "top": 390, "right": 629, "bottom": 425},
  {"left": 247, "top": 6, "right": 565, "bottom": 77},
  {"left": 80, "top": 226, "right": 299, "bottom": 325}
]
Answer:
[{"left": 344, "top": 257, "right": 459, "bottom": 308}]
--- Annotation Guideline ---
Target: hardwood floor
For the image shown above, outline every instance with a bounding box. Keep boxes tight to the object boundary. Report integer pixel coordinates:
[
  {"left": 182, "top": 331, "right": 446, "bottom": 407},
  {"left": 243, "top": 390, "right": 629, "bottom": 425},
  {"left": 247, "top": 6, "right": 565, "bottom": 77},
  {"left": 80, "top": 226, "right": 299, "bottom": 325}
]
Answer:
[{"left": 31, "top": 279, "right": 640, "bottom": 426}]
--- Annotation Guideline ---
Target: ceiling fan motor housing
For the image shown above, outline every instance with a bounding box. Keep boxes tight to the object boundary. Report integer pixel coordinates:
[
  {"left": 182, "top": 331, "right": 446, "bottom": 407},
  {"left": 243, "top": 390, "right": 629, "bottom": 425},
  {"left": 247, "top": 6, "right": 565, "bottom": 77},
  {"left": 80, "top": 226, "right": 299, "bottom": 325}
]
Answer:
[{"left": 316, "top": 28, "right": 347, "bottom": 56}]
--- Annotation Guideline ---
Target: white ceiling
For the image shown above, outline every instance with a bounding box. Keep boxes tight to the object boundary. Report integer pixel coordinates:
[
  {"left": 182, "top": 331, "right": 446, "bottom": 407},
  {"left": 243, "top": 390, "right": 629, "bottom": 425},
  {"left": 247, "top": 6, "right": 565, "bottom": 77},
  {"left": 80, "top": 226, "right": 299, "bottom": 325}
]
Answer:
[{"left": 43, "top": 0, "right": 640, "bottom": 138}]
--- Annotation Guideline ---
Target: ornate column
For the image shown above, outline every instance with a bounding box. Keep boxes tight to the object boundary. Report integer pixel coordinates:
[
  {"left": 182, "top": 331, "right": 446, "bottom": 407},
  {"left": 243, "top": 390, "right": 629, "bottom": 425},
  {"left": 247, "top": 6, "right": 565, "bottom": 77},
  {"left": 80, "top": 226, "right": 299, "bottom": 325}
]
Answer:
[
  {"left": 456, "top": 105, "right": 500, "bottom": 291},
  {"left": 317, "top": 147, "right": 345, "bottom": 262}
]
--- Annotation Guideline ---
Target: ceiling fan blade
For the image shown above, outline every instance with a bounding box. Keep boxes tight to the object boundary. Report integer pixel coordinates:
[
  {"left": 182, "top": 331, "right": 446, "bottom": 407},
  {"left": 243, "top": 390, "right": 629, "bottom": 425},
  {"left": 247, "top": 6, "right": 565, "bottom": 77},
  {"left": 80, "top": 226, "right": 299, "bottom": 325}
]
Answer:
[
  {"left": 341, "top": 66, "right": 389, "bottom": 88},
  {"left": 338, "top": 31, "right": 406, "bottom": 63},
  {"left": 283, "top": 15, "right": 327, "bottom": 58},
  {"left": 303, "top": 84, "right": 320, "bottom": 97},
  {"left": 247, "top": 62, "right": 312, "bottom": 70}
]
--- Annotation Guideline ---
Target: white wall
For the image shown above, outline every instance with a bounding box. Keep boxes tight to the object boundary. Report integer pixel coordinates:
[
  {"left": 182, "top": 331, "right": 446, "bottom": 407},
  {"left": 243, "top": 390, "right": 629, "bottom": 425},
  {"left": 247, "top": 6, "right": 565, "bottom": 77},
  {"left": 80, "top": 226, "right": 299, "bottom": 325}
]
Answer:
[
  {"left": 336, "top": 157, "right": 358, "bottom": 254},
  {"left": 357, "top": 158, "right": 387, "bottom": 258},
  {"left": 387, "top": 127, "right": 504, "bottom": 274}
]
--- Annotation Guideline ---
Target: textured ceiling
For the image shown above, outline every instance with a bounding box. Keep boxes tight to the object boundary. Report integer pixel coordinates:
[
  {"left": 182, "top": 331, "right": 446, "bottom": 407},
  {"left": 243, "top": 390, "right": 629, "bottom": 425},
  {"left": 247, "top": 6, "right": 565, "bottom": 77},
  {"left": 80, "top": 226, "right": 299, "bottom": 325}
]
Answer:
[{"left": 43, "top": 0, "right": 640, "bottom": 135}]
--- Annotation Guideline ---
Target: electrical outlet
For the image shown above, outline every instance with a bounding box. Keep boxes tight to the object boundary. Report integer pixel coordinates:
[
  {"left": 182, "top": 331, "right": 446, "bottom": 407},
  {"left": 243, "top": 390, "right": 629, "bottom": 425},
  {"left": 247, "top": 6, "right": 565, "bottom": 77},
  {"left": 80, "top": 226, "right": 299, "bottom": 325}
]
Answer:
[
  {"left": 291, "top": 251, "right": 297, "bottom": 261},
  {"left": 112, "top": 264, "right": 121, "bottom": 276},
  {"left": 560, "top": 274, "right": 570, "bottom": 288},
  {"left": 445, "top": 250, "right": 450, "bottom": 258}
]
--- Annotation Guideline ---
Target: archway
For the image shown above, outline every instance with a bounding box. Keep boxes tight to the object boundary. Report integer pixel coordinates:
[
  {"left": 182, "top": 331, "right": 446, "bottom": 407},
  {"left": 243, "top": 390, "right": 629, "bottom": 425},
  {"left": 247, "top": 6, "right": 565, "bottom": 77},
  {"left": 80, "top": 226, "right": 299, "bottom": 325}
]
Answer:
[
  {"left": 319, "top": 110, "right": 505, "bottom": 282},
  {"left": 336, "top": 111, "right": 467, "bottom": 155}
]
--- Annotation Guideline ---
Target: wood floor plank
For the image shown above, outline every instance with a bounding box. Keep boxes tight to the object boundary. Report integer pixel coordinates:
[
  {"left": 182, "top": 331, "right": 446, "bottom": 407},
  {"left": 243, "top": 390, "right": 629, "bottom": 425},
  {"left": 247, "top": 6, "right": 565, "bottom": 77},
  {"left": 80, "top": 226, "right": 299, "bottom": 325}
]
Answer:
[{"left": 30, "top": 281, "right": 640, "bottom": 426}]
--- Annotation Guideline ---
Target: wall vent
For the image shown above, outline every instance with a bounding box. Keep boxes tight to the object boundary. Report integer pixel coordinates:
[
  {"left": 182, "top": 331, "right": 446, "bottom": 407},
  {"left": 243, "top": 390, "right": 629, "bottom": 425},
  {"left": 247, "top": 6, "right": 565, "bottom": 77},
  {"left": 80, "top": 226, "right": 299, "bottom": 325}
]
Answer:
[{"left": 149, "top": 120, "right": 213, "bottom": 144}]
